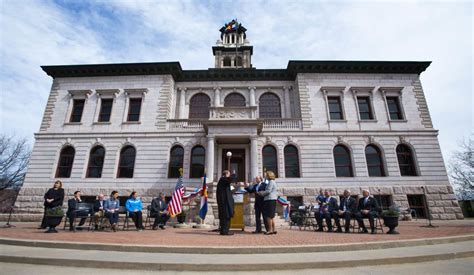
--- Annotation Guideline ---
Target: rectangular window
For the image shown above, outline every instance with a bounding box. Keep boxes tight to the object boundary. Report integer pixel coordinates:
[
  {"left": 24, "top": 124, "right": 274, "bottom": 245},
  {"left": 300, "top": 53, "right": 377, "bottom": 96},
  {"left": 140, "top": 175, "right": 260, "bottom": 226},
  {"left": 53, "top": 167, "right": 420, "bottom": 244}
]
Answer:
[
  {"left": 407, "top": 194, "right": 426, "bottom": 218},
  {"left": 98, "top": 98, "right": 113, "bottom": 122},
  {"left": 386, "top": 96, "right": 403, "bottom": 120},
  {"left": 69, "top": 99, "right": 85, "bottom": 123},
  {"left": 127, "top": 98, "right": 142, "bottom": 122},
  {"left": 328, "top": 96, "right": 343, "bottom": 120},
  {"left": 357, "top": 97, "right": 374, "bottom": 120}
]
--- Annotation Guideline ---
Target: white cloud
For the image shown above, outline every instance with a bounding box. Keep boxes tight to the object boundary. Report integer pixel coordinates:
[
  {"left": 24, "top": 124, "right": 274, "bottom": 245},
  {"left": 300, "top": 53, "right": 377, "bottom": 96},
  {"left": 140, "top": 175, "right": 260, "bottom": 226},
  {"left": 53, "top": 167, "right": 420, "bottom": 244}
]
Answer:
[{"left": 0, "top": 0, "right": 472, "bottom": 161}]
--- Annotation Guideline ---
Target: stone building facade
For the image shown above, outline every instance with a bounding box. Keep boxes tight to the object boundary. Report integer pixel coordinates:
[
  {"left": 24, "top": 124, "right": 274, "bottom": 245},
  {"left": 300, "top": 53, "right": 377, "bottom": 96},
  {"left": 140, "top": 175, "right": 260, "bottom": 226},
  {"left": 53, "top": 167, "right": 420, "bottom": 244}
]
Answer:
[{"left": 16, "top": 21, "right": 462, "bottom": 223}]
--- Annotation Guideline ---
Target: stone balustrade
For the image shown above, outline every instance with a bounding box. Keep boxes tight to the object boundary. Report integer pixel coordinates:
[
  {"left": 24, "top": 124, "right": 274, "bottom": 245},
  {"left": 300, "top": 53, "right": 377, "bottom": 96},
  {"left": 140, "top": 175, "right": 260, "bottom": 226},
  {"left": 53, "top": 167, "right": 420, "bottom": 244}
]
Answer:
[
  {"left": 167, "top": 119, "right": 204, "bottom": 130},
  {"left": 262, "top": 118, "right": 303, "bottom": 130}
]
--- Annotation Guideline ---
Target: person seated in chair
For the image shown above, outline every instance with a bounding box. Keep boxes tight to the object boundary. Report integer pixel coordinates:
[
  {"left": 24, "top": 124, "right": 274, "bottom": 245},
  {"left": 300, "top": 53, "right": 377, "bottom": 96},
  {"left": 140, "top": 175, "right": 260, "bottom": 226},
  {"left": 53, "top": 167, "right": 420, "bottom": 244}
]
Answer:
[
  {"left": 104, "top": 191, "right": 120, "bottom": 232},
  {"left": 66, "top": 191, "right": 88, "bottom": 231},
  {"left": 150, "top": 192, "right": 170, "bottom": 230},
  {"left": 126, "top": 191, "right": 145, "bottom": 231},
  {"left": 93, "top": 193, "right": 105, "bottom": 230},
  {"left": 315, "top": 189, "right": 338, "bottom": 232},
  {"left": 332, "top": 189, "right": 356, "bottom": 233},
  {"left": 355, "top": 189, "right": 380, "bottom": 234}
]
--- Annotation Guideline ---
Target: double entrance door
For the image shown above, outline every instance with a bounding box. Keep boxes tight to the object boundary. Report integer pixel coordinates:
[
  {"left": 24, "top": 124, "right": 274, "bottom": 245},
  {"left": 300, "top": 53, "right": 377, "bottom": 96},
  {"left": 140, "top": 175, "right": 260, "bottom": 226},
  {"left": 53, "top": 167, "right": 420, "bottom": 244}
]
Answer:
[{"left": 221, "top": 149, "right": 246, "bottom": 182}]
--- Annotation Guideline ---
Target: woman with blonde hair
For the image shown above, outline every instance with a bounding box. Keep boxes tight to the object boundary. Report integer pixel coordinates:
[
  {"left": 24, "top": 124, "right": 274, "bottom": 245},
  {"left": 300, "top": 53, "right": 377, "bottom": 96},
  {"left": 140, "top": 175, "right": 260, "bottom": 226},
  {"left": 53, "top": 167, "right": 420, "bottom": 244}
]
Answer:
[{"left": 258, "top": 171, "right": 278, "bottom": 235}]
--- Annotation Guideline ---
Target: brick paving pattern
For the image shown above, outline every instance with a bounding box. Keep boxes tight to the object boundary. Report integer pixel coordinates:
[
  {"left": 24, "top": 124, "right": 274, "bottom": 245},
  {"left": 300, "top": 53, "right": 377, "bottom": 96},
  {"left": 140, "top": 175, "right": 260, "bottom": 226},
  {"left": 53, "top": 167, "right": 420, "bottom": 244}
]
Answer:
[{"left": 0, "top": 220, "right": 472, "bottom": 247}]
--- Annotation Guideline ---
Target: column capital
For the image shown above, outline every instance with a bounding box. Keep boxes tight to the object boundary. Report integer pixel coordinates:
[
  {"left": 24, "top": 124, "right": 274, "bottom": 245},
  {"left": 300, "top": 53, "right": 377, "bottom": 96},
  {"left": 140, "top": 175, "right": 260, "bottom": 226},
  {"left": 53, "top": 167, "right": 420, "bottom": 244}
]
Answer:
[
  {"left": 283, "top": 86, "right": 291, "bottom": 92},
  {"left": 250, "top": 135, "right": 259, "bottom": 141},
  {"left": 213, "top": 86, "right": 221, "bottom": 91},
  {"left": 179, "top": 87, "right": 187, "bottom": 92},
  {"left": 207, "top": 135, "right": 215, "bottom": 141},
  {"left": 248, "top": 86, "right": 256, "bottom": 91}
]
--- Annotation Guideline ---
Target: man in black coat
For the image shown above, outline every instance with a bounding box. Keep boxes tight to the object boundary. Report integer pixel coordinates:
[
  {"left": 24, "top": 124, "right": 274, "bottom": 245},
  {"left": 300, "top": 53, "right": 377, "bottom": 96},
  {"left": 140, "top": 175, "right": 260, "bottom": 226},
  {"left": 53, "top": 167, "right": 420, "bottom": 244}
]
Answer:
[
  {"left": 66, "top": 191, "right": 88, "bottom": 231},
  {"left": 150, "top": 192, "right": 170, "bottom": 230},
  {"left": 332, "top": 189, "right": 357, "bottom": 233},
  {"left": 216, "top": 170, "right": 236, "bottom": 235},
  {"left": 316, "top": 189, "right": 338, "bottom": 232},
  {"left": 244, "top": 176, "right": 267, "bottom": 233},
  {"left": 355, "top": 189, "right": 380, "bottom": 234},
  {"left": 92, "top": 193, "right": 105, "bottom": 230}
]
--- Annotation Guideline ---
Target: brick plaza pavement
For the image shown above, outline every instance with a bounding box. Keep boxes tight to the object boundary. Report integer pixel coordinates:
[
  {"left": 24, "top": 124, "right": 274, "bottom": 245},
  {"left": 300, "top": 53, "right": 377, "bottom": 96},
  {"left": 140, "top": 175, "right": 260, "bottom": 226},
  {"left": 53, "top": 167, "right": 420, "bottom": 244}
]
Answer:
[{"left": 0, "top": 220, "right": 472, "bottom": 247}]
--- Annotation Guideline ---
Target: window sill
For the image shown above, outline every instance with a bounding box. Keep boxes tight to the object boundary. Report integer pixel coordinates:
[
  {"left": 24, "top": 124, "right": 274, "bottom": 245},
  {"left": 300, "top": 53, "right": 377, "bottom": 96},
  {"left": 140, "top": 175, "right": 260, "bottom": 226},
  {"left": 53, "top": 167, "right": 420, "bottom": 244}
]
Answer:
[
  {"left": 64, "top": 122, "right": 82, "bottom": 126},
  {"left": 358, "top": 119, "right": 378, "bottom": 123},
  {"left": 122, "top": 121, "right": 141, "bottom": 125},
  {"left": 93, "top": 122, "right": 111, "bottom": 125},
  {"left": 328, "top": 119, "right": 347, "bottom": 123},
  {"left": 389, "top": 119, "right": 408, "bottom": 123}
]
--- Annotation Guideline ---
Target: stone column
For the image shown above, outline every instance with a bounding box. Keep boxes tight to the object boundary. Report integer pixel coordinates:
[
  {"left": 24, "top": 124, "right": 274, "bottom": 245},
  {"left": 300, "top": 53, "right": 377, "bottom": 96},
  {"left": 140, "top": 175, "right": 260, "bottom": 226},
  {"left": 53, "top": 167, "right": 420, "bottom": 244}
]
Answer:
[
  {"left": 249, "top": 86, "right": 256, "bottom": 107},
  {"left": 214, "top": 87, "right": 221, "bottom": 107},
  {"left": 206, "top": 136, "right": 215, "bottom": 183},
  {"left": 284, "top": 86, "right": 291, "bottom": 118},
  {"left": 178, "top": 87, "right": 186, "bottom": 119},
  {"left": 250, "top": 136, "right": 259, "bottom": 180}
]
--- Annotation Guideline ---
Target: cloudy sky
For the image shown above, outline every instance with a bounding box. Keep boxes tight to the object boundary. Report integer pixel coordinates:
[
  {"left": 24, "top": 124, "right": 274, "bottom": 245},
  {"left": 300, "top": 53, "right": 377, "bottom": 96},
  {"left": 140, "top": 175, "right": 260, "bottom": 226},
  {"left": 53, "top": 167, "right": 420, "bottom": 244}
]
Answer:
[{"left": 0, "top": 0, "right": 472, "bottom": 161}]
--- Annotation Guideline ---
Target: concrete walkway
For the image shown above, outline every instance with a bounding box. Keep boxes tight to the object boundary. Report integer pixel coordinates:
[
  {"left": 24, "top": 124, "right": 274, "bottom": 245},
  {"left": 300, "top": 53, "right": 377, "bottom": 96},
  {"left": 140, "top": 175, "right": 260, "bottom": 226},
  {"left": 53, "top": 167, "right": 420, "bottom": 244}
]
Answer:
[{"left": 0, "top": 240, "right": 472, "bottom": 271}]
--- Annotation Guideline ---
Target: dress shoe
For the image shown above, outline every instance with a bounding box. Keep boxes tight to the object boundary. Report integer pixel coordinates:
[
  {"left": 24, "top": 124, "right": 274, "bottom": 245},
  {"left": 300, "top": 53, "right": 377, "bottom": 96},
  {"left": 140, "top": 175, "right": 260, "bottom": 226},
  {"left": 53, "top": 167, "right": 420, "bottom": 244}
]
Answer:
[
  {"left": 360, "top": 228, "right": 369, "bottom": 234},
  {"left": 336, "top": 228, "right": 343, "bottom": 233},
  {"left": 371, "top": 229, "right": 376, "bottom": 234},
  {"left": 159, "top": 225, "right": 165, "bottom": 230},
  {"left": 316, "top": 228, "right": 324, "bottom": 232},
  {"left": 220, "top": 232, "right": 234, "bottom": 236},
  {"left": 264, "top": 232, "right": 273, "bottom": 235},
  {"left": 252, "top": 231, "right": 263, "bottom": 234}
]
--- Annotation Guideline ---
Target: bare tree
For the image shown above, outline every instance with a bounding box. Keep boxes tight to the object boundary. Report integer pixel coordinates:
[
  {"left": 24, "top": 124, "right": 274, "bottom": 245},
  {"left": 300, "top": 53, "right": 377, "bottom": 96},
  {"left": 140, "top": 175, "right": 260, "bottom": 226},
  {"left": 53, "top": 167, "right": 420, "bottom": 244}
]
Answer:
[
  {"left": 0, "top": 135, "right": 31, "bottom": 190},
  {"left": 448, "top": 135, "right": 474, "bottom": 201}
]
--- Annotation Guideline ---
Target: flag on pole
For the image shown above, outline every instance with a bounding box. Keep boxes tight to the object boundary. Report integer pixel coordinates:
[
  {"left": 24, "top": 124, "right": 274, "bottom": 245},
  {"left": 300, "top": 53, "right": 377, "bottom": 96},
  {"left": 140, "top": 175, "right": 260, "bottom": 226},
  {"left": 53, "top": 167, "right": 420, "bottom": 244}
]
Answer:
[
  {"left": 168, "top": 176, "right": 184, "bottom": 217},
  {"left": 198, "top": 173, "right": 208, "bottom": 220}
]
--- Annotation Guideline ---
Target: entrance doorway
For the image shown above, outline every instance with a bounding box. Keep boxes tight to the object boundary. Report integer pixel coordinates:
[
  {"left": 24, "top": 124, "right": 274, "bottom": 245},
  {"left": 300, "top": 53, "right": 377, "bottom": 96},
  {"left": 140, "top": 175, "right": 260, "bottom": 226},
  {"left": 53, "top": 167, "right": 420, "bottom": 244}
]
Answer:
[{"left": 222, "top": 149, "right": 246, "bottom": 182}]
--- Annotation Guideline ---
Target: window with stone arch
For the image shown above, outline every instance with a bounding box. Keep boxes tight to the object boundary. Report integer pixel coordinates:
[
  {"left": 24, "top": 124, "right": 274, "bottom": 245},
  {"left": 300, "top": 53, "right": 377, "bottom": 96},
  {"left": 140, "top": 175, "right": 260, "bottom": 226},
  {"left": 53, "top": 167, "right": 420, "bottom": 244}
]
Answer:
[
  {"left": 224, "top": 92, "right": 246, "bottom": 107},
  {"left": 56, "top": 145, "right": 75, "bottom": 178},
  {"left": 262, "top": 145, "right": 278, "bottom": 177},
  {"left": 190, "top": 146, "right": 205, "bottom": 178},
  {"left": 333, "top": 145, "right": 353, "bottom": 177},
  {"left": 117, "top": 145, "right": 136, "bottom": 178},
  {"left": 284, "top": 145, "right": 300, "bottom": 178},
  {"left": 259, "top": 92, "right": 281, "bottom": 118},
  {"left": 396, "top": 144, "right": 418, "bottom": 176},
  {"left": 365, "top": 144, "right": 385, "bottom": 177},
  {"left": 86, "top": 145, "right": 106, "bottom": 178},
  {"left": 168, "top": 145, "right": 184, "bottom": 178},
  {"left": 189, "top": 93, "right": 210, "bottom": 119},
  {"left": 223, "top": 56, "right": 231, "bottom": 67}
]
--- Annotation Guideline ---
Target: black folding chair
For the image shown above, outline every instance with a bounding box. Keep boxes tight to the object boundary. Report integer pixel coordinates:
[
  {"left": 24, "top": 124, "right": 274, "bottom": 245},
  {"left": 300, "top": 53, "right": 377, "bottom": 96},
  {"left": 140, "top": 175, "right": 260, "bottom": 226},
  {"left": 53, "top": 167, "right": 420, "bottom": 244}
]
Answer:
[
  {"left": 63, "top": 202, "right": 93, "bottom": 231},
  {"left": 144, "top": 205, "right": 153, "bottom": 229}
]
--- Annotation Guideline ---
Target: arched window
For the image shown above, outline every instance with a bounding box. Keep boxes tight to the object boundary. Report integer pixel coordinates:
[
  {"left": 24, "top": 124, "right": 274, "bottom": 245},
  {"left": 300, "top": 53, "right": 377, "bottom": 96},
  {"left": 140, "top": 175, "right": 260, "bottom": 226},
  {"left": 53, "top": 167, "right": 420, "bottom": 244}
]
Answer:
[
  {"left": 365, "top": 145, "right": 385, "bottom": 177},
  {"left": 333, "top": 145, "right": 353, "bottom": 177},
  {"left": 86, "top": 146, "right": 105, "bottom": 178},
  {"left": 224, "top": 93, "right": 246, "bottom": 107},
  {"left": 117, "top": 146, "right": 136, "bottom": 178},
  {"left": 223, "top": 57, "right": 231, "bottom": 67},
  {"left": 189, "top": 93, "right": 210, "bottom": 119},
  {"left": 235, "top": 56, "right": 243, "bottom": 67},
  {"left": 56, "top": 146, "right": 75, "bottom": 178},
  {"left": 262, "top": 145, "right": 278, "bottom": 177},
  {"left": 396, "top": 144, "right": 418, "bottom": 176},
  {"left": 190, "top": 146, "right": 205, "bottom": 178},
  {"left": 259, "top": 92, "right": 281, "bottom": 118},
  {"left": 284, "top": 145, "right": 300, "bottom": 178},
  {"left": 168, "top": 145, "right": 184, "bottom": 178}
]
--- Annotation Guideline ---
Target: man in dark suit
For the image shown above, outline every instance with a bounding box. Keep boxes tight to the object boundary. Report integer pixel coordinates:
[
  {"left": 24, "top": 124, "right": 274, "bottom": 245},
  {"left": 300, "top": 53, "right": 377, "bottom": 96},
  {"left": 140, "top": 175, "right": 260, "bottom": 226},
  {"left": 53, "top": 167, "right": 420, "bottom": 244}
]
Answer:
[
  {"left": 92, "top": 193, "right": 105, "bottom": 230},
  {"left": 332, "top": 189, "right": 357, "bottom": 233},
  {"left": 66, "top": 191, "right": 88, "bottom": 231},
  {"left": 244, "top": 176, "right": 267, "bottom": 233},
  {"left": 150, "top": 192, "right": 170, "bottom": 230},
  {"left": 355, "top": 189, "right": 380, "bottom": 234},
  {"left": 315, "top": 189, "right": 338, "bottom": 232}
]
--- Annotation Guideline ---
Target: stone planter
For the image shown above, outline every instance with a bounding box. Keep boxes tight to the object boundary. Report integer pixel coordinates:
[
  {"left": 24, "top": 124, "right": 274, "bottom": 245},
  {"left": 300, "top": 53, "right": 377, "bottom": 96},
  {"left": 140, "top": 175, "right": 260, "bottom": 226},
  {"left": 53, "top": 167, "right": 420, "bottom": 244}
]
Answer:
[
  {"left": 46, "top": 215, "right": 63, "bottom": 228},
  {"left": 383, "top": 216, "right": 400, "bottom": 234}
]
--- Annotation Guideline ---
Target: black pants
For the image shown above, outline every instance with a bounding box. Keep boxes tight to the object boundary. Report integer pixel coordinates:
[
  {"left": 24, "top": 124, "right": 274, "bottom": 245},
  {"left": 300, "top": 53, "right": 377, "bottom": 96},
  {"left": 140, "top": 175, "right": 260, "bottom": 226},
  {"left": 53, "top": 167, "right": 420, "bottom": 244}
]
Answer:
[
  {"left": 105, "top": 212, "right": 119, "bottom": 225},
  {"left": 332, "top": 211, "right": 353, "bottom": 231},
  {"left": 129, "top": 211, "right": 143, "bottom": 229},
  {"left": 152, "top": 213, "right": 170, "bottom": 227},
  {"left": 254, "top": 202, "right": 267, "bottom": 232},
  {"left": 355, "top": 211, "right": 377, "bottom": 231},
  {"left": 219, "top": 217, "right": 231, "bottom": 234},
  {"left": 316, "top": 211, "right": 333, "bottom": 231},
  {"left": 40, "top": 207, "right": 47, "bottom": 228},
  {"left": 68, "top": 211, "right": 87, "bottom": 228}
]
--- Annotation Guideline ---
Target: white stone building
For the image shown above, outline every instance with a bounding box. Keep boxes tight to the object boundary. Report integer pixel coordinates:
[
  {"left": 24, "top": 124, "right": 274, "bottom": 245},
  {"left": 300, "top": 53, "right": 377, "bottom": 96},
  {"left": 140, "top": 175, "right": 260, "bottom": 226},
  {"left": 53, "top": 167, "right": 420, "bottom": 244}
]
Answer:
[{"left": 17, "top": 21, "right": 463, "bottom": 222}]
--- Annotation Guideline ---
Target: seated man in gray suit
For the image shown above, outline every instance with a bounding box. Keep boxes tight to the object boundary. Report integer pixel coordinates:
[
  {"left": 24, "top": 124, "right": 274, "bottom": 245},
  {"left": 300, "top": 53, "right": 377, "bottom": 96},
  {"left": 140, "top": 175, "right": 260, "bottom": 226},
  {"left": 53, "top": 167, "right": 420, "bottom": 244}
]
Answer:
[
  {"left": 150, "top": 192, "right": 170, "bottom": 230},
  {"left": 332, "top": 189, "right": 357, "bottom": 233}
]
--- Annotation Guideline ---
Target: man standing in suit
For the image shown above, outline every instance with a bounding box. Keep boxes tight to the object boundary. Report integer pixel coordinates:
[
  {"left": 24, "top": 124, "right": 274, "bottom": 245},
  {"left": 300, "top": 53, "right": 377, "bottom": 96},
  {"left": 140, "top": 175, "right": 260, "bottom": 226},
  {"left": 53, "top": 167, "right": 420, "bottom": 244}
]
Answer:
[
  {"left": 315, "top": 189, "right": 338, "bottom": 232},
  {"left": 66, "top": 191, "right": 88, "bottom": 231},
  {"left": 244, "top": 176, "right": 267, "bottom": 233},
  {"left": 150, "top": 192, "right": 170, "bottom": 230},
  {"left": 355, "top": 189, "right": 380, "bottom": 234},
  {"left": 332, "top": 189, "right": 356, "bottom": 233}
]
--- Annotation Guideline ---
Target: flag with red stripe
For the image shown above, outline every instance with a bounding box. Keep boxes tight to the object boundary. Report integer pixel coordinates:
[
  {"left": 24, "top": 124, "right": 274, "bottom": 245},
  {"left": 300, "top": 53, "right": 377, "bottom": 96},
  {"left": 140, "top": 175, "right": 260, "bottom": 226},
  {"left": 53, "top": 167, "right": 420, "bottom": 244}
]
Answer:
[{"left": 168, "top": 176, "right": 184, "bottom": 217}]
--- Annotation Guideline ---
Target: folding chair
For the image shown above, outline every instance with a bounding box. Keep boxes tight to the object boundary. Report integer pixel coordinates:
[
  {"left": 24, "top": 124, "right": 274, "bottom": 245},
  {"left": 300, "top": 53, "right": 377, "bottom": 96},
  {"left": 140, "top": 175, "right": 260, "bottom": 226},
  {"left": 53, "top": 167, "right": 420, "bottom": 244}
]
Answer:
[
  {"left": 63, "top": 202, "right": 93, "bottom": 231},
  {"left": 144, "top": 205, "right": 153, "bottom": 229}
]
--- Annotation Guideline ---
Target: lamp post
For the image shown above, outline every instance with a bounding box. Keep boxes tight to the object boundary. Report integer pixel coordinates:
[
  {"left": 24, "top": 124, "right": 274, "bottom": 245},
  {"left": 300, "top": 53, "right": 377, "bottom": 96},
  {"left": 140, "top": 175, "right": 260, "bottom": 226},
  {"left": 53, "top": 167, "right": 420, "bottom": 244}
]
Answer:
[{"left": 226, "top": 151, "right": 232, "bottom": 171}]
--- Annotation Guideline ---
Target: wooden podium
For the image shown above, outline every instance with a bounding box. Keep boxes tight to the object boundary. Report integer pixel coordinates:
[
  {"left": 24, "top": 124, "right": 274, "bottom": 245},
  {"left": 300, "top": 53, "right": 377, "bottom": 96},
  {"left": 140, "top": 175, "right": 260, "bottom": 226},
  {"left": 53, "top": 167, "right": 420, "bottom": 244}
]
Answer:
[{"left": 230, "top": 192, "right": 249, "bottom": 230}]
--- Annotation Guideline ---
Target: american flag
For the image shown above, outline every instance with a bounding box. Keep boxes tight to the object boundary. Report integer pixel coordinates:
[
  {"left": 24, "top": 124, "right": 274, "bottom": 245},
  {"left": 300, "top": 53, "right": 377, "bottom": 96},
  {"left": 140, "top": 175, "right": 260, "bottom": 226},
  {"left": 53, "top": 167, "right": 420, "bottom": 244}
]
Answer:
[{"left": 168, "top": 176, "right": 184, "bottom": 217}]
